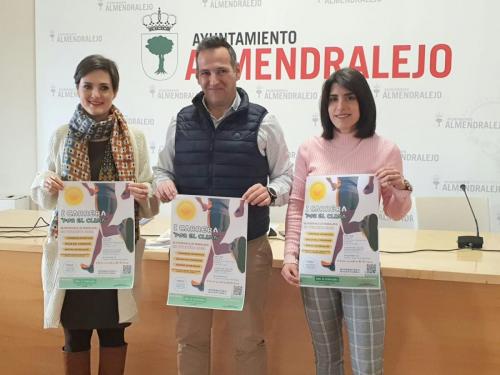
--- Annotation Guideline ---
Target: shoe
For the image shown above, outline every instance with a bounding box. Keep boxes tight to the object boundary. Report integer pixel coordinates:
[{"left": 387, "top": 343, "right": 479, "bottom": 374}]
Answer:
[
  {"left": 234, "top": 201, "right": 245, "bottom": 217},
  {"left": 121, "top": 184, "right": 131, "bottom": 200},
  {"left": 231, "top": 237, "right": 246, "bottom": 273},
  {"left": 119, "top": 218, "right": 134, "bottom": 253},
  {"left": 191, "top": 280, "right": 204, "bottom": 291},
  {"left": 360, "top": 213, "right": 378, "bottom": 251},
  {"left": 80, "top": 264, "right": 94, "bottom": 273},
  {"left": 320, "top": 260, "right": 335, "bottom": 271},
  {"left": 363, "top": 177, "right": 374, "bottom": 194}
]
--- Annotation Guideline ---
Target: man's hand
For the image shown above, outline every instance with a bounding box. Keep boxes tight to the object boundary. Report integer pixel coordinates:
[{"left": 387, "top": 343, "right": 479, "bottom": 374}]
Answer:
[
  {"left": 155, "top": 180, "right": 178, "bottom": 203},
  {"left": 242, "top": 183, "right": 272, "bottom": 206}
]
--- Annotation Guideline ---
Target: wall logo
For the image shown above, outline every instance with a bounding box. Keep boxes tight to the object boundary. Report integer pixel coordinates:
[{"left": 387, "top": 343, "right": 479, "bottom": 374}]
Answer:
[
  {"left": 432, "top": 175, "right": 440, "bottom": 190},
  {"left": 379, "top": 210, "right": 415, "bottom": 225},
  {"left": 436, "top": 180, "right": 500, "bottom": 193},
  {"left": 125, "top": 116, "right": 155, "bottom": 127},
  {"left": 101, "top": 0, "right": 153, "bottom": 12},
  {"left": 149, "top": 85, "right": 197, "bottom": 100},
  {"left": 401, "top": 150, "right": 440, "bottom": 163},
  {"left": 319, "top": 0, "right": 383, "bottom": 4},
  {"left": 141, "top": 8, "right": 178, "bottom": 81},
  {"left": 312, "top": 113, "right": 320, "bottom": 127},
  {"left": 435, "top": 113, "right": 443, "bottom": 127},
  {"left": 441, "top": 116, "right": 500, "bottom": 130},
  {"left": 374, "top": 86, "right": 442, "bottom": 100},
  {"left": 259, "top": 88, "right": 318, "bottom": 100},
  {"left": 256, "top": 86, "right": 263, "bottom": 99},
  {"left": 254, "top": 86, "right": 318, "bottom": 100},
  {"left": 50, "top": 85, "right": 78, "bottom": 98},
  {"left": 50, "top": 31, "right": 102, "bottom": 43},
  {"left": 204, "top": 0, "right": 263, "bottom": 8},
  {"left": 440, "top": 102, "right": 500, "bottom": 131}
]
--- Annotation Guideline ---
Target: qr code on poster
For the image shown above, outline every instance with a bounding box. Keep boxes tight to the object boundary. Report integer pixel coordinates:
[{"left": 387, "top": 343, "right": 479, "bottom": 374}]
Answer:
[
  {"left": 122, "top": 265, "right": 132, "bottom": 275},
  {"left": 366, "top": 263, "right": 377, "bottom": 274},
  {"left": 233, "top": 285, "right": 242, "bottom": 296}
]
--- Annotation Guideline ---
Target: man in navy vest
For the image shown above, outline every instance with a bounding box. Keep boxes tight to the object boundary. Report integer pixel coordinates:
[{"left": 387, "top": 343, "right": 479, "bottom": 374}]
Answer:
[{"left": 154, "top": 36, "right": 293, "bottom": 375}]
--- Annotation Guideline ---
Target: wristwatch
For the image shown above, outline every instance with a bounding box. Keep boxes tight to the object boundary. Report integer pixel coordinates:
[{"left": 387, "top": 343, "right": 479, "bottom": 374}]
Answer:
[
  {"left": 267, "top": 187, "right": 277, "bottom": 204},
  {"left": 402, "top": 178, "right": 413, "bottom": 192}
]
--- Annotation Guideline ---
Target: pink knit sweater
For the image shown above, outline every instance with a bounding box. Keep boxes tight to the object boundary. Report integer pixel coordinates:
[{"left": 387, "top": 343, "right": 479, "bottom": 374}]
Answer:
[{"left": 284, "top": 132, "right": 412, "bottom": 264}]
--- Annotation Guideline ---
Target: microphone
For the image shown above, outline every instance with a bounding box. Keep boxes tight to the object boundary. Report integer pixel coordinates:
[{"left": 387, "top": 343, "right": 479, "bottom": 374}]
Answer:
[{"left": 457, "top": 184, "right": 483, "bottom": 249}]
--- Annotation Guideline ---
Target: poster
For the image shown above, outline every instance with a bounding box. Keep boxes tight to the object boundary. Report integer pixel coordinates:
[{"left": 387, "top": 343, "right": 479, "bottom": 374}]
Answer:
[
  {"left": 299, "top": 174, "right": 380, "bottom": 289},
  {"left": 168, "top": 195, "right": 248, "bottom": 310},
  {"left": 57, "top": 181, "right": 135, "bottom": 289}
]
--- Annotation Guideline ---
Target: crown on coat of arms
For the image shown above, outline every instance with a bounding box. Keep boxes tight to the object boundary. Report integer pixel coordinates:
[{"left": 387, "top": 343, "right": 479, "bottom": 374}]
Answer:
[{"left": 142, "top": 8, "right": 176, "bottom": 31}]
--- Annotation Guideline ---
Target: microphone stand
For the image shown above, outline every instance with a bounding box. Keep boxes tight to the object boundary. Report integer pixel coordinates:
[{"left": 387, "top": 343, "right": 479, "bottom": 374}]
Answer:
[{"left": 457, "top": 184, "right": 483, "bottom": 249}]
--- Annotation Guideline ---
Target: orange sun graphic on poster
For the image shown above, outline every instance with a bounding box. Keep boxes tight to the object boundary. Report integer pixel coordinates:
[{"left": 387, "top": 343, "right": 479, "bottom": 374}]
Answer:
[
  {"left": 309, "top": 181, "right": 327, "bottom": 202},
  {"left": 176, "top": 200, "right": 197, "bottom": 221},
  {"left": 64, "top": 186, "right": 84, "bottom": 206}
]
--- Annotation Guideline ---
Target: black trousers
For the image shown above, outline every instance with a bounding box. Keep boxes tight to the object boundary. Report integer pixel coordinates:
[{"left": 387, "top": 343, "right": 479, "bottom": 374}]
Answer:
[{"left": 63, "top": 327, "right": 126, "bottom": 352}]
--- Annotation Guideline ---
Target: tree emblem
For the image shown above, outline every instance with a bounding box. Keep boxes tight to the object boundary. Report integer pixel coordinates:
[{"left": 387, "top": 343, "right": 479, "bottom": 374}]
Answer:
[
  {"left": 140, "top": 8, "right": 177, "bottom": 80},
  {"left": 145, "top": 36, "right": 174, "bottom": 75}
]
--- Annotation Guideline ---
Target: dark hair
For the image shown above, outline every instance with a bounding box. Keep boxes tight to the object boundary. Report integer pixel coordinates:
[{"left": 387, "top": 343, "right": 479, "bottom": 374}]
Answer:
[
  {"left": 74, "top": 55, "right": 120, "bottom": 92},
  {"left": 319, "top": 67, "right": 376, "bottom": 139},
  {"left": 195, "top": 36, "right": 238, "bottom": 70}
]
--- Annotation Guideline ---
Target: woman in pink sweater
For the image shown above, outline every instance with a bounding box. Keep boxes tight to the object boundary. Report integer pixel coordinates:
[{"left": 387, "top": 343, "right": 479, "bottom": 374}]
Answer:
[{"left": 282, "top": 68, "right": 412, "bottom": 375}]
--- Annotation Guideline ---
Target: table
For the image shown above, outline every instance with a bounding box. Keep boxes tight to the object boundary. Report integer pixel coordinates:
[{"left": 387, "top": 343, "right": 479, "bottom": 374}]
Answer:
[{"left": 1, "top": 210, "right": 499, "bottom": 374}]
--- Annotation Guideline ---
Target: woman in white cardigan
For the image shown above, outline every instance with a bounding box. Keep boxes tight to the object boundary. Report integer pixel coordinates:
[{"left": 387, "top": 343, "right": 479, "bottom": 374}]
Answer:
[{"left": 31, "top": 55, "right": 158, "bottom": 375}]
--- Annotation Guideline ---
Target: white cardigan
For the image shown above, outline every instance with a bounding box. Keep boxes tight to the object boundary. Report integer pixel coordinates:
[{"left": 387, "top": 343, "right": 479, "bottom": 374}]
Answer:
[{"left": 31, "top": 124, "right": 159, "bottom": 328}]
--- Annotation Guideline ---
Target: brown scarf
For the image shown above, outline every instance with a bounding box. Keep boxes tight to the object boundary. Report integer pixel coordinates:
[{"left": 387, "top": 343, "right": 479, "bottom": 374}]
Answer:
[
  {"left": 50, "top": 105, "right": 137, "bottom": 237},
  {"left": 61, "top": 104, "right": 136, "bottom": 182}
]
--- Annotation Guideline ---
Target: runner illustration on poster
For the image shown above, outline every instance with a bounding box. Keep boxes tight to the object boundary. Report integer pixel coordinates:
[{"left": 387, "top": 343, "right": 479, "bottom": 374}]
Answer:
[
  {"left": 57, "top": 181, "right": 135, "bottom": 289},
  {"left": 299, "top": 174, "right": 380, "bottom": 289},
  {"left": 168, "top": 194, "right": 248, "bottom": 310},
  {"left": 320, "top": 175, "right": 378, "bottom": 271},
  {"left": 191, "top": 197, "right": 246, "bottom": 291},
  {"left": 80, "top": 182, "right": 135, "bottom": 273}
]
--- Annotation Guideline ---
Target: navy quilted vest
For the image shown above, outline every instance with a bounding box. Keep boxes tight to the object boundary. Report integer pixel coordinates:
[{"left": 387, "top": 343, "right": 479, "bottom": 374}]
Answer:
[{"left": 174, "top": 88, "right": 270, "bottom": 240}]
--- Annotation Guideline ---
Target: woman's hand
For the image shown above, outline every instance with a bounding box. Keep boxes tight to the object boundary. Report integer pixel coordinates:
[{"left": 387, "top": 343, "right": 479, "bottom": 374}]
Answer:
[
  {"left": 43, "top": 175, "right": 64, "bottom": 195},
  {"left": 375, "top": 167, "right": 406, "bottom": 190},
  {"left": 127, "top": 182, "right": 150, "bottom": 202},
  {"left": 281, "top": 263, "right": 300, "bottom": 287}
]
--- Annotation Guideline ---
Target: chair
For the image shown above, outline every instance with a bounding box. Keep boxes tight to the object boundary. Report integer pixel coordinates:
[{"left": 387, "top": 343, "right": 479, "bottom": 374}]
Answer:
[{"left": 415, "top": 196, "right": 490, "bottom": 232}]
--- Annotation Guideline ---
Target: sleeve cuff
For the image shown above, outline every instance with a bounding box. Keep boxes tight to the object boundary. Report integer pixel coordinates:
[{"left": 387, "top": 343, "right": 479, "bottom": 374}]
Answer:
[{"left": 283, "top": 253, "right": 299, "bottom": 265}]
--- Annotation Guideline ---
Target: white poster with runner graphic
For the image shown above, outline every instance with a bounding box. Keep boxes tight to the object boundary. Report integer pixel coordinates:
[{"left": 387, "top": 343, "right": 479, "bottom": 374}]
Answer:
[
  {"left": 57, "top": 181, "right": 135, "bottom": 289},
  {"left": 167, "top": 195, "right": 248, "bottom": 311},
  {"left": 299, "top": 174, "right": 380, "bottom": 289}
]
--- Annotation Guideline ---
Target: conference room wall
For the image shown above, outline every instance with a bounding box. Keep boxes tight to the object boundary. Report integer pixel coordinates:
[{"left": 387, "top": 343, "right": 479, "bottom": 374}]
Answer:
[
  {"left": 0, "top": 0, "right": 36, "bottom": 197},
  {"left": 32, "top": 1, "right": 500, "bottom": 232},
  {"left": 2, "top": 1, "right": 500, "bottom": 234}
]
